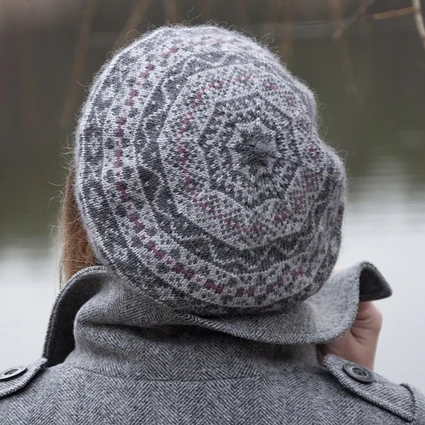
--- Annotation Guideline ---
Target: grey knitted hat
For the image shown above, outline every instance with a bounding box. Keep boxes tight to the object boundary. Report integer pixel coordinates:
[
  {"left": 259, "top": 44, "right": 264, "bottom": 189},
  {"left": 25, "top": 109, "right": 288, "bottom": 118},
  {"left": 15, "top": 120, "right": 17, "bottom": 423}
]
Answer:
[{"left": 74, "top": 25, "right": 392, "bottom": 344}]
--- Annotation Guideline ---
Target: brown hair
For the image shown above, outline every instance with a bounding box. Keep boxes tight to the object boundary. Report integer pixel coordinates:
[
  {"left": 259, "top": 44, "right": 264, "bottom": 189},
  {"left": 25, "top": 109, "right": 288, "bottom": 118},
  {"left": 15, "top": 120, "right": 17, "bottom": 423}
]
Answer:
[{"left": 59, "top": 168, "right": 97, "bottom": 287}]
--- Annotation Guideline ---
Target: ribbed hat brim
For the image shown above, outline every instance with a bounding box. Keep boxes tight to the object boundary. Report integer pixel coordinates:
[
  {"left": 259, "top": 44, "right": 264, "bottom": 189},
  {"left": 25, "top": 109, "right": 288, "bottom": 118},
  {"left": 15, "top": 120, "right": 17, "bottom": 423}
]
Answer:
[{"left": 177, "top": 262, "right": 392, "bottom": 345}]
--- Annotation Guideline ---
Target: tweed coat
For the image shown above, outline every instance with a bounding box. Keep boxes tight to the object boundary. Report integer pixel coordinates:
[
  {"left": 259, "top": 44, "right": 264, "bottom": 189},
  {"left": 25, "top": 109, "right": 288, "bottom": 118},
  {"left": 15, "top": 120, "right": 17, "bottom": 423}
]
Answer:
[{"left": 0, "top": 266, "right": 424, "bottom": 425}]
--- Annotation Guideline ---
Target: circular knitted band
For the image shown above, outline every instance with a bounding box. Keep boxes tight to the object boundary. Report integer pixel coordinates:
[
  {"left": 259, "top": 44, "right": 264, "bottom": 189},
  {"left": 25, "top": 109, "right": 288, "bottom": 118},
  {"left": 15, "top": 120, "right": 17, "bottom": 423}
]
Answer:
[{"left": 75, "top": 25, "right": 346, "bottom": 316}]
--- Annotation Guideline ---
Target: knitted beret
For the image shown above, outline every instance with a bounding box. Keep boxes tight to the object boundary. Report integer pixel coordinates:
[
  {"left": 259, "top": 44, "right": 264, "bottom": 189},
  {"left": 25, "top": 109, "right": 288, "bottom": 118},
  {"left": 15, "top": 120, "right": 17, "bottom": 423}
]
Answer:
[{"left": 74, "top": 25, "right": 346, "bottom": 317}]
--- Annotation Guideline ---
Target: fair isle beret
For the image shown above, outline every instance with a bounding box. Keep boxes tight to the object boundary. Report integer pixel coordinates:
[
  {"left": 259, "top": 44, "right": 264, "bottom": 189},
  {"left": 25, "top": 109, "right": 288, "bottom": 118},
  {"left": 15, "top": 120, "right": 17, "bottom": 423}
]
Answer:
[{"left": 74, "top": 25, "right": 347, "bottom": 317}]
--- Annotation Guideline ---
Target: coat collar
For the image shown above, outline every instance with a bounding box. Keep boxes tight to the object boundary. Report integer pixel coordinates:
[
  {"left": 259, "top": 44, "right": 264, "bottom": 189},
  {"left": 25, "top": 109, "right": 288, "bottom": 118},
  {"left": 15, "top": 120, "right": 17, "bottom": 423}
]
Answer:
[{"left": 43, "top": 267, "right": 320, "bottom": 379}]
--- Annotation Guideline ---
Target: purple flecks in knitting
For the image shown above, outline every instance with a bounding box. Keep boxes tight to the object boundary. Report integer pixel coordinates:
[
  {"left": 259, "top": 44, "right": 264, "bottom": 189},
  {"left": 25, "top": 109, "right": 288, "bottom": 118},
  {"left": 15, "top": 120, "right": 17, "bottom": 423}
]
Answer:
[{"left": 75, "top": 26, "right": 346, "bottom": 316}]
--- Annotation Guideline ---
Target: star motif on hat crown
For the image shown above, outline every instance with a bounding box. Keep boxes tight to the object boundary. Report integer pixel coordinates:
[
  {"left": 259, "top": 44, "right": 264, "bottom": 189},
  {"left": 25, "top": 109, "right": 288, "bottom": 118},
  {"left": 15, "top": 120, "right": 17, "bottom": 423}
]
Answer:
[{"left": 232, "top": 118, "right": 282, "bottom": 174}]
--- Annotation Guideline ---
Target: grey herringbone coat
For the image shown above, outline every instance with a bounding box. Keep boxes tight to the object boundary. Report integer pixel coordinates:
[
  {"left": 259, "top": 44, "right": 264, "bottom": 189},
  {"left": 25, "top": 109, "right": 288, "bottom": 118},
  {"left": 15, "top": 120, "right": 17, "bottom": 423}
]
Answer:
[{"left": 1, "top": 267, "right": 424, "bottom": 424}]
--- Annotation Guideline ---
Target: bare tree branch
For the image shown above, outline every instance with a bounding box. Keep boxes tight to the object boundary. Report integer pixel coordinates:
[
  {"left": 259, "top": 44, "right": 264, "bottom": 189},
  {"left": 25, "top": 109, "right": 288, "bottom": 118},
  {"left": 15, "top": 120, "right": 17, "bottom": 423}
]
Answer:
[
  {"left": 371, "top": 6, "right": 419, "bottom": 21},
  {"left": 412, "top": 0, "right": 425, "bottom": 50},
  {"left": 333, "top": 0, "right": 377, "bottom": 40}
]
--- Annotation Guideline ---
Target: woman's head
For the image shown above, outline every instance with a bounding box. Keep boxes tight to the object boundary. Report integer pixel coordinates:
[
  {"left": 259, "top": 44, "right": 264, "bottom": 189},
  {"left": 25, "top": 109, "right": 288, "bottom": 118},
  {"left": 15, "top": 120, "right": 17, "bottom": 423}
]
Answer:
[{"left": 65, "top": 25, "right": 346, "bottom": 314}]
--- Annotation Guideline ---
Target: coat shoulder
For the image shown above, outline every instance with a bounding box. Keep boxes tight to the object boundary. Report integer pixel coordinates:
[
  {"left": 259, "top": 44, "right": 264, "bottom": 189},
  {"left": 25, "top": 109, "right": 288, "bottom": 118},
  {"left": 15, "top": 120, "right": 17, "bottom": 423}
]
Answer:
[
  {"left": 0, "top": 357, "right": 50, "bottom": 422},
  {"left": 321, "top": 354, "right": 425, "bottom": 424},
  {"left": 0, "top": 357, "right": 47, "bottom": 400}
]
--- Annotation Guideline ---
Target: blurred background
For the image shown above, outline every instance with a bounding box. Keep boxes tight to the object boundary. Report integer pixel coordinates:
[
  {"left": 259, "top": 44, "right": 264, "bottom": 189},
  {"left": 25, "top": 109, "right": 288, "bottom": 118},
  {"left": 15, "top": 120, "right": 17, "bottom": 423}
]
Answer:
[{"left": 0, "top": 0, "right": 424, "bottom": 390}]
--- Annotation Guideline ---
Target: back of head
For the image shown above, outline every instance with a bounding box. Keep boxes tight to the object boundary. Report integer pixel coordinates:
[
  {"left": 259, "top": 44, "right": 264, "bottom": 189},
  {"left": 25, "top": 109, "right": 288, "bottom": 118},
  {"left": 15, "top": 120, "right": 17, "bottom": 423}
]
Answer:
[{"left": 74, "top": 25, "right": 346, "bottom": 316}]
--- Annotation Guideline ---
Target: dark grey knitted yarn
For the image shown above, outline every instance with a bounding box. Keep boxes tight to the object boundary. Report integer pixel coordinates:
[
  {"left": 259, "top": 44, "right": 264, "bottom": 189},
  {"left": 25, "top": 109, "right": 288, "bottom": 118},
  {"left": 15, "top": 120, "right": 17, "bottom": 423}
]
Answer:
[{"left": 74, "top": 25, "right": 346, "bottom": 316}]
